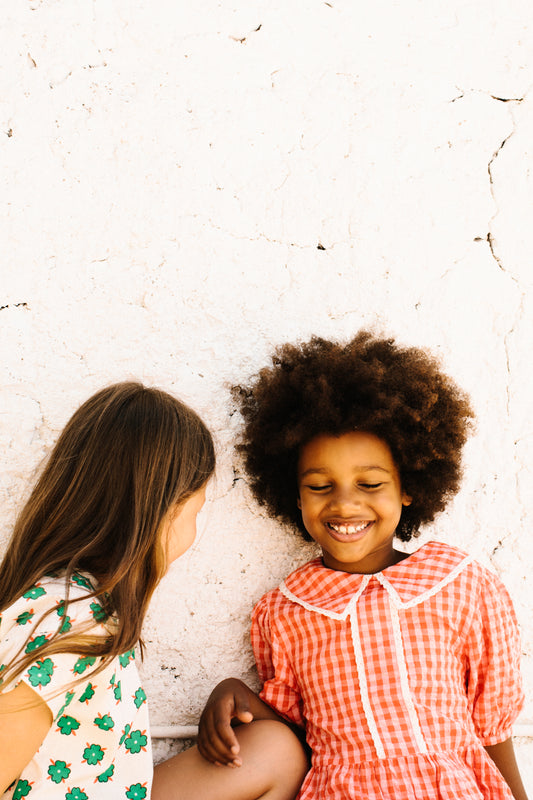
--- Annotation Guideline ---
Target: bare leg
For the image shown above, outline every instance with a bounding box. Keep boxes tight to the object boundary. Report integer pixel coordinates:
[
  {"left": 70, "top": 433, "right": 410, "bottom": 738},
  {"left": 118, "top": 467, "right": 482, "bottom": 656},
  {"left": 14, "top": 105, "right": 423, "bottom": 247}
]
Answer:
[{"left": 152, "top": 720, "right": 308, "bottom": 800}]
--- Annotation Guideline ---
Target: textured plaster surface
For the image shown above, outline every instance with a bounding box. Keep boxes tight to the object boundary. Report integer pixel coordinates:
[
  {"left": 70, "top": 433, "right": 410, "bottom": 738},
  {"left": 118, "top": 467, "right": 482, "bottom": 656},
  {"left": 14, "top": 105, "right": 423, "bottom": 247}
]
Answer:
[{"left": 1, "top": 0, "right": 532, "bottom": 787}]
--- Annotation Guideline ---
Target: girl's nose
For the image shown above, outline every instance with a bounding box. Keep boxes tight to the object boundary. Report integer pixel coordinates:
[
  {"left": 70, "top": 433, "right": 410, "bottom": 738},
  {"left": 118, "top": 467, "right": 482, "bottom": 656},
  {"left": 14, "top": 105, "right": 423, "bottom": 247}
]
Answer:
[{"left": 329, "top": 487, "right": 363, "bottom": 511}]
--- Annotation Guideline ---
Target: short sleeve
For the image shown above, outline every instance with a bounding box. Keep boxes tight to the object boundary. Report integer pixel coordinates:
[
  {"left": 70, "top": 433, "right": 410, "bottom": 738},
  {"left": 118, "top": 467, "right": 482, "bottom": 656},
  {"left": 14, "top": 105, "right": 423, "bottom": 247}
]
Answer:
[
  {"left": 0, "top": 579, "right": 108, "bottom": 718},
  {"left": 465, "top": 567, "right": 524, "bottom": 746},
  {"left": 1, "top": 578, "right": 153, "bottom": 798},
  {"left": 251, "top": 594, "right": 305, "bottom": 728}
]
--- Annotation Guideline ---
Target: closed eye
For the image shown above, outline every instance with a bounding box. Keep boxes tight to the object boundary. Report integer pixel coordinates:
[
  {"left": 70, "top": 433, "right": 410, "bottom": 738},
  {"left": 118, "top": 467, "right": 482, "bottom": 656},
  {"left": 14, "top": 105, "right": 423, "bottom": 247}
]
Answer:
[
  {"left": 359, "top": 483, "right": 383, "bottom": 490},
  {"left": 305, "top": 485, "right": 331, "bottom": 492}
]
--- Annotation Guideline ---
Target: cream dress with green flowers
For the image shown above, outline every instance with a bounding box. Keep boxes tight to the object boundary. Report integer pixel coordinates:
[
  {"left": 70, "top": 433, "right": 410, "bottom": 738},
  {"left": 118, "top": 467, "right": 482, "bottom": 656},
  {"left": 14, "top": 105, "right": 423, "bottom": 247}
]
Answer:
[{"left": 0, "top": 574, "right": 152, "bottom": 800}]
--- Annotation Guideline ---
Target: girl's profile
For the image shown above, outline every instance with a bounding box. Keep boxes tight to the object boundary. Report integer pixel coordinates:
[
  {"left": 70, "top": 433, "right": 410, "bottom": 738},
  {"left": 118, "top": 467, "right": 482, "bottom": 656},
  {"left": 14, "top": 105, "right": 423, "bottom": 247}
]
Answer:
[{"left": 0, "top": 382, "right": 307, "bottom": 800}]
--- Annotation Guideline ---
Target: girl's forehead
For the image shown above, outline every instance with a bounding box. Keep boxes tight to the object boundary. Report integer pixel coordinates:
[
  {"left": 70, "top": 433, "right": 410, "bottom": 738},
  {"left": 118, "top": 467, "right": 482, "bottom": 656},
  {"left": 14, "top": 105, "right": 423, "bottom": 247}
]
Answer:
[{"left": 298, "top": 431, "right": 398, "bottom": 474}]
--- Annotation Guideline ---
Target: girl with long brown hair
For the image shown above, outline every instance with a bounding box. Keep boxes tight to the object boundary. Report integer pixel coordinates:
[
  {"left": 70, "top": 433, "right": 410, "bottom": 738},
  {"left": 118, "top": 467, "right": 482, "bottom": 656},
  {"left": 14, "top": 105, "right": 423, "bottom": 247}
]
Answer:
[{"left": 0, "top": 382, "right": 307, "bottom": 800}]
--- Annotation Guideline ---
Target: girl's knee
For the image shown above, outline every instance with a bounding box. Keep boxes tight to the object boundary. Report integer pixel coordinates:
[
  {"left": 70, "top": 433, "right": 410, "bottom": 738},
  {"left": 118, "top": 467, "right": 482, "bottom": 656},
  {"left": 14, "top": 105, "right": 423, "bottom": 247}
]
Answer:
[
  {"left": 235, "top": 720, "right": 309, "bottom": 786},
  {"left": 152, "top": 723, "right": 308, "bottom": 800}
]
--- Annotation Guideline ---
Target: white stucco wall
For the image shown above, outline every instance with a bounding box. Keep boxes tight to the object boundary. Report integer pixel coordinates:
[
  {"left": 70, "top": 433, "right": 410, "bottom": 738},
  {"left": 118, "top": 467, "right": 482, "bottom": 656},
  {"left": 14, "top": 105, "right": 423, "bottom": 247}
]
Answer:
[{"left": 2, "top": 0, "right": 532, "bottom": 790}]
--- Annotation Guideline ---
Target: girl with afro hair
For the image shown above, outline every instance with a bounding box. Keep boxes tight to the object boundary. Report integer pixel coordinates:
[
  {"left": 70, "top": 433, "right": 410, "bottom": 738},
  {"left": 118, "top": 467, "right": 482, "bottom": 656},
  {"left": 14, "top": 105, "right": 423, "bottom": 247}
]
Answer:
[{"left": 197, "top": 332, "right": 528, "bottom": 800}]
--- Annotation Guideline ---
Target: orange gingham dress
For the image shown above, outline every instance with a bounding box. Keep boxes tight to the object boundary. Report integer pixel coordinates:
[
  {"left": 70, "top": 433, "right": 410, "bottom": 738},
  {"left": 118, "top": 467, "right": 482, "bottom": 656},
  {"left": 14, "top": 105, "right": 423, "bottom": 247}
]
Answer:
[{"left": 251, "top": 541, "right": 524, "bottom": 799}]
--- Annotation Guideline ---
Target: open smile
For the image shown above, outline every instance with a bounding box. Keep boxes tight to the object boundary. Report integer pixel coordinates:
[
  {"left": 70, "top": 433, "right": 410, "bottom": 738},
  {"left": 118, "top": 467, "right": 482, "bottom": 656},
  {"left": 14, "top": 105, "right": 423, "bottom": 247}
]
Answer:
[{"left": 326, "top": 520, "right": 374, "bottom": 541}]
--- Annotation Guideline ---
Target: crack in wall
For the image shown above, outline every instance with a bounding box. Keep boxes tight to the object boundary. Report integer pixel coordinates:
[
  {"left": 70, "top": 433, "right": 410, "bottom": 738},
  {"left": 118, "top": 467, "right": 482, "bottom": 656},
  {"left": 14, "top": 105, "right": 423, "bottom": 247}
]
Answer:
[
  {"left": 483, "top": 92, "right": 531, "bottom": 550},
  {"left": 0, "top": 302, "right": 29, "bottom": 311},
  {"left": 484, "top": 96, "right": 526, "bottom": 419},
  {"left": 451, "top": 87, "right": 525, "bottom": 289},
  {"left": 491, "top": 530, "right": 513, "bottom": 558},
  {"left": 485, "top": 92, "right": 525, "bottom": 283},
  {"left": 186, "top": 214, "right": 340, "bottom": 251},
  {"left": 487, "top": 132, "right": 517, "bottom": 280},
  {"left": 229, "top": 23, "right": 262, "bottom": 44}
]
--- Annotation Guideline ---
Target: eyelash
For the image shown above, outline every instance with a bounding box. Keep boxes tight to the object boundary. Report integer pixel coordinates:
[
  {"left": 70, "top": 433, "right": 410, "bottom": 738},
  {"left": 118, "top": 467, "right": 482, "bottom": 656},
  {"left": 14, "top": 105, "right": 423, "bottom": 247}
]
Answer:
[{"left": 306, "top": 483, "right": 383, "bottom": 492}]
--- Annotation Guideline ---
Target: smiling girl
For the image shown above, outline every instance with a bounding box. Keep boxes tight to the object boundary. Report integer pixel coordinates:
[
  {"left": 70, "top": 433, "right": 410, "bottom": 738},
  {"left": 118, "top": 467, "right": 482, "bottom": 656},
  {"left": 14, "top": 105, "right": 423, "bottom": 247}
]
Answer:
[
  {"left": 198, "top": 332, "right": 528, "bottom": 800},
  {"left": 296, "top": 430, "right": 412, "bottom": 574}
]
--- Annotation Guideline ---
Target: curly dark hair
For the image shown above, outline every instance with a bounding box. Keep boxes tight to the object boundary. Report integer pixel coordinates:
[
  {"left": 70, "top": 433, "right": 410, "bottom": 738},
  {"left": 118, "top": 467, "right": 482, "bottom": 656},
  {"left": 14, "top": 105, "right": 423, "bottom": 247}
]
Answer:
[{"left": 232, "top": 332, "right": 475, "bottom": 542}]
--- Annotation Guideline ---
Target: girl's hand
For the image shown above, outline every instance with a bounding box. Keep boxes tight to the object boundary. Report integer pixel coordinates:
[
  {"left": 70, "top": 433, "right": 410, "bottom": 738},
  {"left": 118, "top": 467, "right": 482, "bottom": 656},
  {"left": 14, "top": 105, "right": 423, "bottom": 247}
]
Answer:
[
  {"left": 197, "top": 678, "right": 255, "bottom": 767},
  {"left": 197, "top": 678, "right": 282, "bottom": 767}
]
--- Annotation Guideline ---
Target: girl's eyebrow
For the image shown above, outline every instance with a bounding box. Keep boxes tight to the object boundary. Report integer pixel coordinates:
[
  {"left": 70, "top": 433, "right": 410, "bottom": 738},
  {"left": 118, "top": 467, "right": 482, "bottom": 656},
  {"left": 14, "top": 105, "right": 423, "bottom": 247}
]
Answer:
[{"left": 299, "top": 465, "right": 392, "bottom": 478}]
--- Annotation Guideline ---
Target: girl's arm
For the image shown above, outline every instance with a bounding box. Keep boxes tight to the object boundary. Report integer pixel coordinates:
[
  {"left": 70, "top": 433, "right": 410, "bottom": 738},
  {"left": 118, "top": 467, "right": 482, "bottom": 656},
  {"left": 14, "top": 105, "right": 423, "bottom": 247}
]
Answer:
[
  {"left": 197, "top": 677, "right": 292, "bottom": 766},
  {"left": 484, "top": 738, "right": 529, "bottom": 800},
  {"left": 0, "top": 681, "right": 52, "bottom": 793}
]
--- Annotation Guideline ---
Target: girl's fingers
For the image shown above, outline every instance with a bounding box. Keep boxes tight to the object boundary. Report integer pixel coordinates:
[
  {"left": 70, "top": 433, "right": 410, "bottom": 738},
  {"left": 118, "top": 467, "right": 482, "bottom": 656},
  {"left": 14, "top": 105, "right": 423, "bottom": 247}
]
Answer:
[
  {"left": 198, "top": 713, "right": 239, "bottom": 765},
  {"left": 197, "top": 680, "right": 258, "bottom": 766},
  {"left": 233, "top": 693, "right": 254, "bottom": 725},
  {"left": 210, "top": 720, "right": 241, "bottom": 762}
]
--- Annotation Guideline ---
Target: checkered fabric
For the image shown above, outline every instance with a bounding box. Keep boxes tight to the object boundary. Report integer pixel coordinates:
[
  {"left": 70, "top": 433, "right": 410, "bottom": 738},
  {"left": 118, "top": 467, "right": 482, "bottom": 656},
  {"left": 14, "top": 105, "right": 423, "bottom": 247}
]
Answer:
[{"left": 251, "top": 541, "right": 524, "bottom": 799}]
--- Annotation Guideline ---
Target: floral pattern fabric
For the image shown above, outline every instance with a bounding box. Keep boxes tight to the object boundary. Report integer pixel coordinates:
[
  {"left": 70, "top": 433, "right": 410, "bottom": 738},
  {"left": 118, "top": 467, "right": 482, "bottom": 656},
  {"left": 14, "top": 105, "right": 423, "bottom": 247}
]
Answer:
[
  {"left": 0, "top": 574, "right": 152, "bottom": 799},
  {"left": 251, "top": 541, "right": 524, "bottom": 800}
]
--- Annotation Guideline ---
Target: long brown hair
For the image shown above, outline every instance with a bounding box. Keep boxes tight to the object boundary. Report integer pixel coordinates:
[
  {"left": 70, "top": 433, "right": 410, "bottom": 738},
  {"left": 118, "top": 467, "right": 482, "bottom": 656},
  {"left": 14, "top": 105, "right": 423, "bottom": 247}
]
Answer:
[{"left": 0, "top": 382, "right": 215, "bottom": 689}]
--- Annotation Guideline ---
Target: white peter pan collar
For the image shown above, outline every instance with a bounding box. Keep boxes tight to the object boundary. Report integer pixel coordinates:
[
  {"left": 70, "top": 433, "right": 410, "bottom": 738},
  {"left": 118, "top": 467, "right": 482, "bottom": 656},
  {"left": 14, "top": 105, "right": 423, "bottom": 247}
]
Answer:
[{"left": 279, "top": 541, "right": 474, "bottom": 617}]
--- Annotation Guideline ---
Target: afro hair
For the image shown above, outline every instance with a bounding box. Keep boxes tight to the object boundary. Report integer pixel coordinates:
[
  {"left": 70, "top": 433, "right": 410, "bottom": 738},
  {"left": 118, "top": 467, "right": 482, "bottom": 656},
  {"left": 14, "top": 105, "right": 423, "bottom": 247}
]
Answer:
[{"left": 232, "top": 331, "right": 474, "bottom": 541}]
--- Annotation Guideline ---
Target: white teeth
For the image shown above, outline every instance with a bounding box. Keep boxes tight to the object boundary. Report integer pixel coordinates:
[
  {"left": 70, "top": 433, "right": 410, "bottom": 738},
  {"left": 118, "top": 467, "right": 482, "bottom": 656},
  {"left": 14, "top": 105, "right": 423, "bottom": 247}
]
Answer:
[{"left": 329, "top": 522, "right": 369, "bottom": 535}]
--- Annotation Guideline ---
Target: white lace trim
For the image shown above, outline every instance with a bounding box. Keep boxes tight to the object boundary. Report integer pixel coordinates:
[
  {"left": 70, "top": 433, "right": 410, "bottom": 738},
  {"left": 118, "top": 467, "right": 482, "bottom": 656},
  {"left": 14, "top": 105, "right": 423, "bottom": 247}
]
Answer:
[
  {"left": 349, "top": 607, "right": 386, "bottom": 759},
  {"left": 279, "top": 574, "right": 371, "bottom": 620},
  {"left": 376, "top": 554, "right": 474, "bottom": 609},
  {"left": 388, "top": 600, "right": 428, "bottom": 753}
]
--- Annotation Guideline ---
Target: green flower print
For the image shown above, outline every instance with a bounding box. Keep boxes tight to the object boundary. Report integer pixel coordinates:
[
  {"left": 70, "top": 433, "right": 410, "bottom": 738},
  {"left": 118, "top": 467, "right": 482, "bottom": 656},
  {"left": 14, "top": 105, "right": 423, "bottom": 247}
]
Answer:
[
  {"left": 56, "top": 602, "right": 72, "bottom": 633},
  {"left": 113, "top": 680, "right": 122, "bottom": 702},
  {"left": 124, "top": 729, "right": 148, "bottom": 755},
  {"left": 16, "top": 610, "right": 34, "bottom": 625},
  {"left": 27, "top": 658, "right": 54, "bottom": 687},
  {"left": 59, "top": 615, "right": 72, "bottom": 633},
  {"left": 65, "top": 789, "right": 88, "bottom": 800},
  {"left": 56, "top": 690, "right": 75, "bottom": 720},
  {"left": 23, "top": 585, "right": 46, "bottom": 600},
  {"left": 25, "top": 634, "right": 49, "bottom": 654},
  {"left": 73, "top": 656, "right": 96, "bottom": 675},
  {"left": 71, "top": 573, "right": 94, "bottom": 591},
  {"left": 57, "top": 715, "right": 80, "bottom": 735},
  {"left": 83, "top": 743, "right": 106, "bottom": 766},
  {"left": 90, "top": 601, "right": 107, "bottom": 622},
  {"left": 95, "top": 764, "right": 115, "bottom": 784},
  {"left": 78, "top": 682, "right": 95, "bottom": 704},
  {"left": 133, "top": 687, "right": 147, "bottom": 709},
  {"left": 12, "top": 780, "right": 32, "bottom": 798},
  {"left": 118, "top": 649, "right": 135, "bottom": 668},
  {"left": 119, "top": 724, "right": 131, "bottom": 746},
  {"left": 125, "top": 783, "right": 148, "bottom": 799},
  {"left": 47, "top": 760, "right": 71, "bottom": 784},
  {"left": 94, "top": 713, "right": 114, "bottom": 731}
]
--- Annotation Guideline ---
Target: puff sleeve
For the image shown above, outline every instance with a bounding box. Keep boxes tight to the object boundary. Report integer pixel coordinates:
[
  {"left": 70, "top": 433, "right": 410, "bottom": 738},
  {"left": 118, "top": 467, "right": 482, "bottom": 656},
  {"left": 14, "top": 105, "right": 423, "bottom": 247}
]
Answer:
[
  {"left": 464, "top": 566, "right": 524, "bottom": 746},
  {"left": 251, "top": 592, "right": 305, "bottom": 728}
]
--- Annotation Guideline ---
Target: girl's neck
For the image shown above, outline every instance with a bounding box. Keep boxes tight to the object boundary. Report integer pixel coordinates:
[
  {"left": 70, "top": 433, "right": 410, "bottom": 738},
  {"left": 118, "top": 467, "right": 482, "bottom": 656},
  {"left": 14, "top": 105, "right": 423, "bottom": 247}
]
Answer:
[{"left": 321, "top": 546, "right": 410, "bottom": 575}]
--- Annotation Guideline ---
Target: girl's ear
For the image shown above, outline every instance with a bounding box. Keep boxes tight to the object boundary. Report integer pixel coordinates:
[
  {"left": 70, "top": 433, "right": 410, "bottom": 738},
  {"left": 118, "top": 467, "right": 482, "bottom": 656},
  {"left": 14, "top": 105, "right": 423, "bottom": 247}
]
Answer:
[
  {"left": 297, "top": 497, "right": 302, "bottom": 510},
  {"left": 402, "top": 492, "right": 412, "bottom": 507}
]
